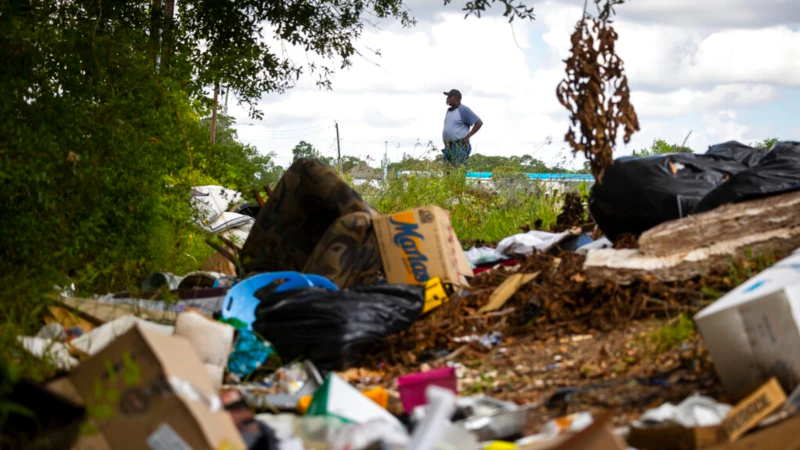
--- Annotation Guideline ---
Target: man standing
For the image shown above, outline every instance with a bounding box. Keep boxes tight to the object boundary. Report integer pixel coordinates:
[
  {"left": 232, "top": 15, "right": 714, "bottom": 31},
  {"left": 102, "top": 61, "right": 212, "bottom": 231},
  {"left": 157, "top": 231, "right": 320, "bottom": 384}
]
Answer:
[{"left": 442, "top": 89, "right": 483, "bottom": 167}]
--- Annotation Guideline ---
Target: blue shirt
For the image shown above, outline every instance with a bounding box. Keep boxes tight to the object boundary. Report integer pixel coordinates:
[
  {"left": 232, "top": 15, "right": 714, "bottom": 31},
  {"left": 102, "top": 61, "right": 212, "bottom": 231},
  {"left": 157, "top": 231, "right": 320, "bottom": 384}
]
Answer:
[{"left": 442, "top": 104, "right": 480, "bottom": 143}]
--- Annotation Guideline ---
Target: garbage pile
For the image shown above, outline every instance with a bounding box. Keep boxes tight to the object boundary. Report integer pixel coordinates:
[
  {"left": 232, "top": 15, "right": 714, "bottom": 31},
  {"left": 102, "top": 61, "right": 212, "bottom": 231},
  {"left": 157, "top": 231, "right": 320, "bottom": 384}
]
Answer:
[{"left": 8, "top": 143, "right": 800, "bottom": 450}]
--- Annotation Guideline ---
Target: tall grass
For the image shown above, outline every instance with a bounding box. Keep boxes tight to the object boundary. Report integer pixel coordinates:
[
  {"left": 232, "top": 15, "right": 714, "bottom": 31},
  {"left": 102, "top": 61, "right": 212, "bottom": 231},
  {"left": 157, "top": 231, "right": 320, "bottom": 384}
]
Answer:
[{"left": 354, "top": 160, "right": 566, "bottom": 243}]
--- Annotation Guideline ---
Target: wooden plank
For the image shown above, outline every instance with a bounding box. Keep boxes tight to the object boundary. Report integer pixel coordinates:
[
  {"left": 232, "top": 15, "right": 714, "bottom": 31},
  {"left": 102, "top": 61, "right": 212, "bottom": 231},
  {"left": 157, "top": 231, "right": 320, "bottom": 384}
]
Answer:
[
  {"left": 478, "top": 272, "right": 539, "bottom": 314},
  {"left": 639, "top": 190, "right": 800, "bottom": 257},
  {"left": 59, "top": 297, "right": 178, "bottom": 325},
  {"left": 585, "top": 227, "right": 800, "bottom": 286}
]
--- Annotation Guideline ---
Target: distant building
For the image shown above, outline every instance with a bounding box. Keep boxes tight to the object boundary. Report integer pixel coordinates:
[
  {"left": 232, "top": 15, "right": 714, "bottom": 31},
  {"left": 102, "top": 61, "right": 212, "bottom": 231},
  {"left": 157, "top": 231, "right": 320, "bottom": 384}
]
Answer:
[{"left": 349, "top": 164, "right": 382, "bottom": 187}]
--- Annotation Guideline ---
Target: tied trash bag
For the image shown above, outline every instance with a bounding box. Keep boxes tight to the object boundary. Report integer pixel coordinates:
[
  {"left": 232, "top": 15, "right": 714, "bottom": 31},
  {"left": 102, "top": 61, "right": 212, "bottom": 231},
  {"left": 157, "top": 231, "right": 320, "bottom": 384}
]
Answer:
[
  {"left": 589, "top": 141, "right": 766, "bottom": 241},
  {"left": 252, "top": 284, "right": 424, "bottom": 371},
  {"left": 693, "top": 141, "right": 800, "bottom": 214},
  {"left": 239, "top": 158, "right": 382, "bottom": 289}
]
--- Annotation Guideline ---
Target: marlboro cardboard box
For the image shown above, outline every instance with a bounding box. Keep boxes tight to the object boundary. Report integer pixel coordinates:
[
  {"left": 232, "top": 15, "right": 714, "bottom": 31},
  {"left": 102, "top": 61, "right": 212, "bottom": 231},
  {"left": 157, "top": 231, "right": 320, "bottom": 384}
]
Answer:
[{"left": 373, "top": 205, "right": 473, "bottom": 287}]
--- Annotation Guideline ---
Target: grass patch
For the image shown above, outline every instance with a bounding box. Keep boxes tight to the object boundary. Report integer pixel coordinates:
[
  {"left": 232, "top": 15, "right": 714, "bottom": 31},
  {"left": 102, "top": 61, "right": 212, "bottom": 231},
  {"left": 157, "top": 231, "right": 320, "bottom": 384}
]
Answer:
[
  {"left": 355, "top": 161, "right": 568, "bottom": 242},
  {"left": 648, "top": 314, "right": 696, "bottom": 354}
]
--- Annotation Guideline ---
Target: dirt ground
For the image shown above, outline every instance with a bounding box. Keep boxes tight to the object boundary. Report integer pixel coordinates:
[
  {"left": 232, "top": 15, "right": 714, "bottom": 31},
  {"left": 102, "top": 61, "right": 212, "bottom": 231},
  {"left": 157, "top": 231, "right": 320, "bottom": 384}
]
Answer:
[
  {"left": 344, "top": 248, "right": 780, "bottom": 433},
  {"left": 374, "top": 320, "right": 719, "bottom": 431}
]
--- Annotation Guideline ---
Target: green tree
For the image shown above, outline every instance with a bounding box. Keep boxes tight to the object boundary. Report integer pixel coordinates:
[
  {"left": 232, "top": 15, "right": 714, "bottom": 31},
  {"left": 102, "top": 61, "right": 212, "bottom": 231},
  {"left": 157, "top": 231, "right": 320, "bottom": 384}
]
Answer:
[
  {"left": 631, "top": 139, "right": 693, "bottom": 157},
  {"left": 196, "top": 115, "right": 284, "bottom": 191},
  {"left": 292, "top": 140, "right": 321, "bottom": 161},
  {"left": 0, "top": 0, "right": 540, "bottom": 381},
  {"left": 175, "top": 0, "right": 535, "bottom": 118},
  {"left": 291, "top": 140, "right": 337, "bottom": 166},
  {"left": 751, "top": 137, "right": 780, "bottom": 150}
]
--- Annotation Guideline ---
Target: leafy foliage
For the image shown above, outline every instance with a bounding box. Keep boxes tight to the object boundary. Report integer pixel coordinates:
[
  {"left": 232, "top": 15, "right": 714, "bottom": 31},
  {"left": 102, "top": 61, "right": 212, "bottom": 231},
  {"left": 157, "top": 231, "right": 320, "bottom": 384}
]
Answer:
[
  {"left": 358, "top": 160, "right": 563, "bottom": 242},
  {"left": 1, "top": 0, "right": 537, "bottom": 381},
  {"left": 388, "top": 152, "right": 585, "bottom": 174},
  {"left": 197, "top": 115, "right": 285, "bottom": 191},
  {"left": 177, "top": 0, "right": 536, "bottom": 118},
  {"left": 444, "top": 0, "right": 535, "bottom": 22},
  {"left": 751, "top": 137, "right": 780, "bottom": 150},
  {"left": 649, "top": 314, "right": 695, "bottom": 354},
  {"left": 292, "top": 140, "right": 322, "bottom": 161},
  {"left": 631, "top": 139, "right": 694, "bottom": 157}
]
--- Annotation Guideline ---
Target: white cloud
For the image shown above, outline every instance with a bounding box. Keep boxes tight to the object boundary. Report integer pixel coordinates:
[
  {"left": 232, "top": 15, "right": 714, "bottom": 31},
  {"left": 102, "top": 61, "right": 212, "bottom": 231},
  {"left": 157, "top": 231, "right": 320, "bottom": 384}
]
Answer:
[
  {"left": 633, "top": 84, "right": 779, "bottom": 119},
  {"left": 615, "top": 23, "right": 800, "bottom": 89},
  {"left": 230, "top": 1, "right": 799, "bottom": 170},
  {"left": 619, "top": 0, "right": 800, "bottom": 28}
]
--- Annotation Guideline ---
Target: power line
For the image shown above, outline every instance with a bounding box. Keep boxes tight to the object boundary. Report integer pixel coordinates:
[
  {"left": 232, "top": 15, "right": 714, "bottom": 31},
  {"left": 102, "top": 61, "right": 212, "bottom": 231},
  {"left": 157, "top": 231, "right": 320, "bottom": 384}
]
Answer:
[
  {"left": 234, "top": 122, "right": 333, "bottom": 135},
  {"left": 244, "top": 128, "right": 333, "bottom": 142}
]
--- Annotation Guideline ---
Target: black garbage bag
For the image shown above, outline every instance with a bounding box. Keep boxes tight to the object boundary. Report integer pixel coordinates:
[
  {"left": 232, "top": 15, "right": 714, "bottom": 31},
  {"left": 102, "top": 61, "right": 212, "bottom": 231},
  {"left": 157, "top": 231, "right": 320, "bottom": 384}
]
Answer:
[
  {"left": 693, "top": 142, "right": 800, "bottom": 214},
  {"left": 252, "top": 284, "right": 425, "bottom": 371},
  {"left": 588, "top": 141, "right": 766, "bottom": 241}
]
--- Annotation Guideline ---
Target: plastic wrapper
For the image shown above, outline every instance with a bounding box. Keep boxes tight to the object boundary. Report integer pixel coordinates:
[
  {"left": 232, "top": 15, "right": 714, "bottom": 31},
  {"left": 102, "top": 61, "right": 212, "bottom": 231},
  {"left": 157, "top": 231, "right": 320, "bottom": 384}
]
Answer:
[{"left": 638, "top": 395, "right": 732, "bottom": 428}]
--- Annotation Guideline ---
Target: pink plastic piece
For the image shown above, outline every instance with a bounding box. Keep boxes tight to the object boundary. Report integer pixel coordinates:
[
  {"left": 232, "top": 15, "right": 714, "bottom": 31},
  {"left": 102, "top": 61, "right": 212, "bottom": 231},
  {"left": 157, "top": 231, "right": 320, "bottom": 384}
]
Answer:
[{"left": 397, "top": 367, "right": 458, "bottom": 413}]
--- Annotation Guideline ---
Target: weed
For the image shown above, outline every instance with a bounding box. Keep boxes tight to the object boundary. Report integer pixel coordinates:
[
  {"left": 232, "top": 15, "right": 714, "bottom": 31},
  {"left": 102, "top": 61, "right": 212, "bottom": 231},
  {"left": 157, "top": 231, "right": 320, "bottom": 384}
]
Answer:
[
  {"left": 648, "top": 314, "right": 696, "bottom": 354},
  {"left": 355, "top": 159, "right": 564, "bottom": 243}
]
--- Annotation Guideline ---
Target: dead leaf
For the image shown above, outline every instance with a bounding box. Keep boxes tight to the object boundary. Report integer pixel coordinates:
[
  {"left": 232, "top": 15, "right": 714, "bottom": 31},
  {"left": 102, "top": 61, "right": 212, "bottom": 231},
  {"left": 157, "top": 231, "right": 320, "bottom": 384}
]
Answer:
[{"left": 571, "top": 273, "right": 587, "bottom": 283}]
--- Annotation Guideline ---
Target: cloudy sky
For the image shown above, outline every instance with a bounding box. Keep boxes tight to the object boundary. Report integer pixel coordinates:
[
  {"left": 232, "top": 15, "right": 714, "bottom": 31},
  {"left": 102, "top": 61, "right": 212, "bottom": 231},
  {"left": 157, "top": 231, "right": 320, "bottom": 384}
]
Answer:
[{"left": 228, "top": 0, "right": 800, "bottom": 170}]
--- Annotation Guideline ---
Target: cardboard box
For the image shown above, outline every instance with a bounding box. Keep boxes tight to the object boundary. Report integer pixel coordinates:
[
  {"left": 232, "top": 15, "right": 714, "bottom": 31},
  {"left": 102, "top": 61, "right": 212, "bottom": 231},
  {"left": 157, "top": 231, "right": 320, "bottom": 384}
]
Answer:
[
  {"left": 628, "top": 424, "right": 722, "bottom": 450},
  {"left": 720, "top": 377, "right": 786, "bottom": 442},
  {"left": 47, "top": 377, "right": 112, "bottom": 450},
  {"left": 373, "top": 205, "right": 473, "bottom": 287},
  {"left": 694, "top": 251, "right": 800, "bottom": 401},
  {"left": 707, "top": 414, "right": 800, "bottom": 450},
  {"left": 627, "top": 378, "right": 787, "bottom": 450},
  {"left": 519, "top": 422, "right": 627, "bottom": 450},
  {"left": 69, "top": 323, "right": 245, "bottom": 450}
]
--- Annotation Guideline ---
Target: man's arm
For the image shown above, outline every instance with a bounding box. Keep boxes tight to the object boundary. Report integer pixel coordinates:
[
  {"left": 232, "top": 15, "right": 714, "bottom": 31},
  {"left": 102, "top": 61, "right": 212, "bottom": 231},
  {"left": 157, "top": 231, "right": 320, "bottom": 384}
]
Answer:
[
  {"left": 459, "top": 105, "right": 483, "bottom": 144},
  {"left": 464, "top": 119, "right": 483, "bottom": 142}
]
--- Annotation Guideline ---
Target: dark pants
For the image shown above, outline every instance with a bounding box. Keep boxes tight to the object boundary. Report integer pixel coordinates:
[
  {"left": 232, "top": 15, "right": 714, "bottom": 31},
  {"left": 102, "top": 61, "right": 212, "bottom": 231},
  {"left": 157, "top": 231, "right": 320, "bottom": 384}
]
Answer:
[{"left": 443, "top": 141, "right": 472, "bottom": 167}]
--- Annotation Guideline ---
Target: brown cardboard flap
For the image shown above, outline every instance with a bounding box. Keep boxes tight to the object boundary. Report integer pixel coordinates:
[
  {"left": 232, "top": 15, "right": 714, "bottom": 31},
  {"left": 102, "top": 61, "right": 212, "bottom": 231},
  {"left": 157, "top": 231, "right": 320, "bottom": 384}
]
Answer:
[
  {"left": 628, "top": 378, "right": 788, "bottom": 450},
  {"left": 720, "top": 377, "right": 786, "bottom": 442},
  {"left": 373, "top": 205, "right": 472, "bottom": 287},
  {"left": 707, "top": 414, "right": 800, "bottom": 450},
  {"left": 69, "top": 324, "right": 244, "bottom": 450},
  {"left": 628, "top": 423, "right": 722, "bottom": 450}
]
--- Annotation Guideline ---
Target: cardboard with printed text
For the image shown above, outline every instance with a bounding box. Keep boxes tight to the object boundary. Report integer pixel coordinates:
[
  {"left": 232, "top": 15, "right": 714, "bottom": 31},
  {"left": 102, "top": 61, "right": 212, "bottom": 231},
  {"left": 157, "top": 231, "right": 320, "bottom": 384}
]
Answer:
[
  {"left": 68, "top": 323, "right": 245, "bottom": 450},
  {"left": 373, "top": 205, "right": 473, "bottom": 287}
]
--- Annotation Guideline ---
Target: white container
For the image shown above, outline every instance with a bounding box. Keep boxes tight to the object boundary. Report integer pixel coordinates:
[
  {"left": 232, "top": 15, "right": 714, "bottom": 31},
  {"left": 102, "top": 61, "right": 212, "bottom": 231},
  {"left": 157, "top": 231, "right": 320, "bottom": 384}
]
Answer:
[{"left": 695, "top": 251, "right": 800, "bottom": 401}]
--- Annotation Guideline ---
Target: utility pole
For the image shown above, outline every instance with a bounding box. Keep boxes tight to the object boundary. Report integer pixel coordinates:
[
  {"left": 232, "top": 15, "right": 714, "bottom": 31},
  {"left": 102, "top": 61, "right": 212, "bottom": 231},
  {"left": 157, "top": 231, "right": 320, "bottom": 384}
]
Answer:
[
  {"left": 335, "top": 121, "right": 342, "bottom": 173},
  {"left": 210, "top": 81, "right": 219, "bottom": 146},
  {"left": 383, "top": 141, "right": 388, "bottom": 180}
]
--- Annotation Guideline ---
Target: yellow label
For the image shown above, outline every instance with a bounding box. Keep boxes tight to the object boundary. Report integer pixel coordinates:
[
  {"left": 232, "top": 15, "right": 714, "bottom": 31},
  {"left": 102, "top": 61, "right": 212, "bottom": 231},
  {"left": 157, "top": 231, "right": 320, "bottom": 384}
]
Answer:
[{"left": 424, "top": 277, "right": 449, "bottom": 314}]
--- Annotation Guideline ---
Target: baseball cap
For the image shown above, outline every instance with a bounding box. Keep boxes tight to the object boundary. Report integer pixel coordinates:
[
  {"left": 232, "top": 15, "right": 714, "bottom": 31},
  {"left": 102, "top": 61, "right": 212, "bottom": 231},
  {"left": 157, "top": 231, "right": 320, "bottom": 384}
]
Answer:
[{"left": 443, "top": 89, "right": 462, "bottom": 99}]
